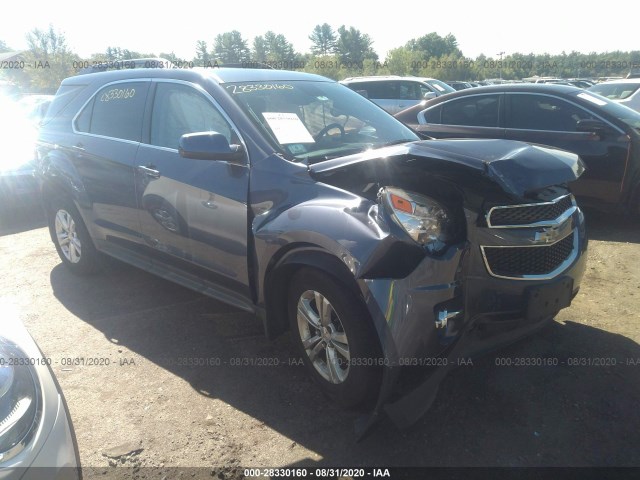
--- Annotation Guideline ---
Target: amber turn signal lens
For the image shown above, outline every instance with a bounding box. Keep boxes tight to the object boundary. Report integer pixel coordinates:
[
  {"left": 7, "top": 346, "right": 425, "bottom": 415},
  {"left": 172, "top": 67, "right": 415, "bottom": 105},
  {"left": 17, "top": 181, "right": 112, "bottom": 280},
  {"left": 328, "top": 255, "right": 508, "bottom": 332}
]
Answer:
[{"left": 390, "top": 194, "right": 413, "bottom": 214}]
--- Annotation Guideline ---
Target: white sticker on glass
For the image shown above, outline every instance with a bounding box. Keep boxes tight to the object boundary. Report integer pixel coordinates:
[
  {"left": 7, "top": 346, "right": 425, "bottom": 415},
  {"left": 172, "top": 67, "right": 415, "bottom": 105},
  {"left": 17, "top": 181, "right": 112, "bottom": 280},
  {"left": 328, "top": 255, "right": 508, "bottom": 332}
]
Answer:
[
  {"left": 577, "top": 93, "right": 607, "bottom": 106},
  {"left": 262, "top": 112, "right": 315, "bottom": 144}
]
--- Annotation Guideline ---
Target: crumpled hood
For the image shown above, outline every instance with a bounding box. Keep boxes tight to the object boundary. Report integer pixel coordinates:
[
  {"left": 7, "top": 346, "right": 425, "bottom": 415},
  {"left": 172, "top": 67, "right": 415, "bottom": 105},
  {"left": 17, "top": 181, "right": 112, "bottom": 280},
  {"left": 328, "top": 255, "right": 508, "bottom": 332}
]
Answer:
[{"left": 310, "top": 139, "right": 585, "bottom": 199}]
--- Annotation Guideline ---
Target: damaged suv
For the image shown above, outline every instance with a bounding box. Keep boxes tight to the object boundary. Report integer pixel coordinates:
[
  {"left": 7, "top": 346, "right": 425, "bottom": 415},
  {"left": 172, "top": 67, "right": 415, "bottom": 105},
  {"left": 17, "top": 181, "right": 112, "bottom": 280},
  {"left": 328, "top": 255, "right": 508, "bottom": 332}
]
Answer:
[{"left": 37, "top": 67, "right": 587, "bottom": 432}]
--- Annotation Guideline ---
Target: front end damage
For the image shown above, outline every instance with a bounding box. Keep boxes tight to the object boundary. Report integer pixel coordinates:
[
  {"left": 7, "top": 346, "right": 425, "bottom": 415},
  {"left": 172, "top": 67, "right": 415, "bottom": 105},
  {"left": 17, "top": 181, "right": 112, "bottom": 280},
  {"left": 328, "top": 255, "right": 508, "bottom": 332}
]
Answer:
[{"left": 307, "top": 139, "right": 588, "bottom": 436}]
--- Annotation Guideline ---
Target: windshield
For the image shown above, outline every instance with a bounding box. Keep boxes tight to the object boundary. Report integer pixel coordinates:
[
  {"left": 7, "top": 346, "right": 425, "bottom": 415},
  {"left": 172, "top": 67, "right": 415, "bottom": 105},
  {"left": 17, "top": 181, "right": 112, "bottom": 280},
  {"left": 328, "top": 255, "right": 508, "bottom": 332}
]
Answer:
[
  {"left": 423, "top": 79, "right": 456, "bottom": 94},
  {"left": 588, "top": 82, "right": 640, "bottom": 100},
  {"left": 573, "top": 91, "right": 640, "bottom": 131},
  {"left": 225, "top": 81, "right": 419, "bottom": 163}
]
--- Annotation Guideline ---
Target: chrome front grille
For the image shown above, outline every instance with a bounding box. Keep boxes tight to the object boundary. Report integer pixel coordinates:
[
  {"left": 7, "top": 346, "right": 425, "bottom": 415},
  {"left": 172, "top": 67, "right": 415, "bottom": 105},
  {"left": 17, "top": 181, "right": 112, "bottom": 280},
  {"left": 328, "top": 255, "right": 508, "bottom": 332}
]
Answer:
[
  {"left": 481, "top": 194, "right": 578, "bottom": 280},
  {"left": 482, "top": 232, "right": 576, "bottom": 279},
  {"left": 487, "top": 194, "right": 575, "bottom": 228}
]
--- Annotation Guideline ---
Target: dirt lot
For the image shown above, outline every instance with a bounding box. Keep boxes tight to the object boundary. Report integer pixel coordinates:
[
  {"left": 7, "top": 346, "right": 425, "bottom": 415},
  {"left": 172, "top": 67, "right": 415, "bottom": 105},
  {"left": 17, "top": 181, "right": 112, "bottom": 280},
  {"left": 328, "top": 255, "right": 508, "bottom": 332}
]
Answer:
[{"left": 1, "top": 204, "right": 639, "bottom": 472}]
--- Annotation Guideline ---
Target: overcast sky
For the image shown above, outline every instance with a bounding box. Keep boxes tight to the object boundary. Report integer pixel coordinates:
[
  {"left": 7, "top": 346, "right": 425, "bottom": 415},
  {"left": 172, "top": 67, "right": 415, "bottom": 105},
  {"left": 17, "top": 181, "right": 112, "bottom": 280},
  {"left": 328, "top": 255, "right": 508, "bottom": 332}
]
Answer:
[{"left": 2, "top": 0, "right": 638, "bottom": 60}]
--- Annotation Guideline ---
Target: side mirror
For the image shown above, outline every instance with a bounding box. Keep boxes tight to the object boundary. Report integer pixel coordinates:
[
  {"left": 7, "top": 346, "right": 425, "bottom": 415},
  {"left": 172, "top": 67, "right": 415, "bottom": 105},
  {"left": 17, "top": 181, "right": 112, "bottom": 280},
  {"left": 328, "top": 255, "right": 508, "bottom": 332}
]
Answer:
[
  {"left": 179, "top": 132, "right": 244, "bottom": 161},
  {"left": 576, "top": 119, "right": 607, "bottom": 136},
  {"left": 423, "top": 91, "right": 437, "bottom": 100}
]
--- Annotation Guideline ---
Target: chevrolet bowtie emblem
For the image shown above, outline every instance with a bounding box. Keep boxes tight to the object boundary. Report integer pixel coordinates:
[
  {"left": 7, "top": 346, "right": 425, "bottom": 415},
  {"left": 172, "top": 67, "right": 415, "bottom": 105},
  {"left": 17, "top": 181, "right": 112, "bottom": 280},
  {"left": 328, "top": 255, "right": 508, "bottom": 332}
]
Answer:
[{"left": 535, "top": 226, "right": 561, "bottom": 244}]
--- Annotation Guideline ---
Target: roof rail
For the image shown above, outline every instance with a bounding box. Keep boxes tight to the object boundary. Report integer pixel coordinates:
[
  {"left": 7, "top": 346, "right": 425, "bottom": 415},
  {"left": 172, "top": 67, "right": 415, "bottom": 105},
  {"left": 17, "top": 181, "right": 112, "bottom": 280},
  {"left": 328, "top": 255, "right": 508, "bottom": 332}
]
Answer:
[{"left": 77, "top": 58, "right": 175, "bottom": 75}]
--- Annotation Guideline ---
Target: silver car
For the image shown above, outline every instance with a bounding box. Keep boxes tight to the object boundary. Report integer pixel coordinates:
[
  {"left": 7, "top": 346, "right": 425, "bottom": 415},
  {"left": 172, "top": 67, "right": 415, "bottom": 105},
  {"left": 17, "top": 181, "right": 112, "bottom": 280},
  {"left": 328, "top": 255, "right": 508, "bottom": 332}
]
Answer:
[
  {"left": 0, "top": 313, "right": 80, "bottom": 479},
  {"left": 588, "top": 79, "right": 640, "bottom": 112},
  {"left": 341, "top": 76, "right": 455, "bottom": 114}
]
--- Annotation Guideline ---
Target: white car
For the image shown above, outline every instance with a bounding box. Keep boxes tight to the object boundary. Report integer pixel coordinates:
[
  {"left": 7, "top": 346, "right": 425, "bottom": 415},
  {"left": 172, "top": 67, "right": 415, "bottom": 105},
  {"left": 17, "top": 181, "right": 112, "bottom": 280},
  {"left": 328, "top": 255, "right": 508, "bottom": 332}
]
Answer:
[
  {"left": 588, "top": 79, "right": 640, "bottom": 112},
  {"left": 0, "top": 313, "right": 80, "bottom": 479}
]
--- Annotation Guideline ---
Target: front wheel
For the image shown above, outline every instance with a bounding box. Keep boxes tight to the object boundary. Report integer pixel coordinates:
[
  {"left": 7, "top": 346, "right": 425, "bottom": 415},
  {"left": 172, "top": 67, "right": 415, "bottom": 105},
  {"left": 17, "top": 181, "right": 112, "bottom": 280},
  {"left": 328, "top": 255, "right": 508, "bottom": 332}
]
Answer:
[
  {"left": 288, "top": 268, "right": 382, "bottom": 409},
  {"left": 49, "top": 199, "right": 102, "bottom": 274}
]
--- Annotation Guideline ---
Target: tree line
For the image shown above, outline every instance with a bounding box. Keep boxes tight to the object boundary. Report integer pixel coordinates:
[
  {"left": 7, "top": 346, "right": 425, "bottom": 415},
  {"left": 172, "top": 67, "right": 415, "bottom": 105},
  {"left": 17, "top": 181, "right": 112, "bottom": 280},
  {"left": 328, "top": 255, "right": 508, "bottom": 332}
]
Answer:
[{"left": 1, "top": 24, "right": 639, "bottom": 93}]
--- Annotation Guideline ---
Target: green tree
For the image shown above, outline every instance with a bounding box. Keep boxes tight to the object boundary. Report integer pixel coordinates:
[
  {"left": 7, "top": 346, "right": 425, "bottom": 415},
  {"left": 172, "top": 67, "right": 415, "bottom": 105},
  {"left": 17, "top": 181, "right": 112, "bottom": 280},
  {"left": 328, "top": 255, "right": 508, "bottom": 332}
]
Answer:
[
  {"left": 336, "top": 25, "right": 378, "bottom": 66},
  {"left": 0, "top": 40, "right": 10, "bottom": 53},
  {"left": 213, "top": 31, "right": 250, "bottom": 63},
  {"left": 21, "top": 25, "right": 80, "bottom": 93},
  {"left": 252, "top": 31, "right": 296, "bottom": 63},
  {"left": 406, "top": 33, "right": 461, "bottom": 59},
  {"left": 309, "top": 24, "right": 337, "bottom": 56},
  {"left": 194, "top": 40, "right": 211, "bottom": 67},
  {"left": 159, "top": 52, "right": 185, "bottom": 65}
]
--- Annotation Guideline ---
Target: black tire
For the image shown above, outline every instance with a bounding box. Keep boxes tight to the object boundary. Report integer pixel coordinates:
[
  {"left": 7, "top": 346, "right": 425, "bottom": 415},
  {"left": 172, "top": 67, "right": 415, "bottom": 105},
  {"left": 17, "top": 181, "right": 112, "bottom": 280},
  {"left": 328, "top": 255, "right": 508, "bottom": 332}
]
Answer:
[
  {"left": 48, "top": 198, "right": 102, "bottom": 275},
  {"left": 288, "top": 268, "right": 382, "bottom": 409}
]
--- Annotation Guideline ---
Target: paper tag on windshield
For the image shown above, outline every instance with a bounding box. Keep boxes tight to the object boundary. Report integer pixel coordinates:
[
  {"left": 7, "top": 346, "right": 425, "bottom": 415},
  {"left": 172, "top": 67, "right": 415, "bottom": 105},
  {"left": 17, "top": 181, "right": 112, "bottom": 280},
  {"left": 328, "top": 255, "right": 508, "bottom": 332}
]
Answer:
[
  {"left": 577, "top": 93, "right": 607, "bottom": 106},
  {"left": 262, "top": 112, "right": 315, "bottom": 144}
]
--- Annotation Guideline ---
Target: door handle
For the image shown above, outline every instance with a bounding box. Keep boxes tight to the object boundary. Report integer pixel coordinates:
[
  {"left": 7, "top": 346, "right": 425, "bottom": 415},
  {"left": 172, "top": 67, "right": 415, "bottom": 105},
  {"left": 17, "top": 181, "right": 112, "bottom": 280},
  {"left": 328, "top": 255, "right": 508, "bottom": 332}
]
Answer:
[{"left": 137, "top": 165, "right": 161, "bottom": 178}]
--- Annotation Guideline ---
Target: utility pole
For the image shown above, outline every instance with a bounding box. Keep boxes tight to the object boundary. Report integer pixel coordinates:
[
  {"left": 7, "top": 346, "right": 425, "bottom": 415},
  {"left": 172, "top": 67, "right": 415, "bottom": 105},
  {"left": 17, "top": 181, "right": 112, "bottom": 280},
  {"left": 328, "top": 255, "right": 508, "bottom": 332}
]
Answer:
[{"left": 497, "top": 51, "right": 505, "bottom": 81}]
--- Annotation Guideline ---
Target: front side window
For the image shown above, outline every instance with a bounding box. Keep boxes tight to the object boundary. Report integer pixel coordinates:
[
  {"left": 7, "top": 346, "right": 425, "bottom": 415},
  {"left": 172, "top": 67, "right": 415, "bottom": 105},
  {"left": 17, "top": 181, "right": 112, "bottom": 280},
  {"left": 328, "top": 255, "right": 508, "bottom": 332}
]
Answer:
[
  {"left": 76, "top": 81, "right": 149, "bottom": 141},
  {"left": 440, "top": 94, "right": 500, "bottom": 127},
  {"left": 149, "top": 82, "right": 232, "bottom": 150},
  {"left": 507, "top": 94, "right": 594, "bottom": 132},
  {"left": 398, "top": 81, "right": 422, "bottom": 100},
  {"left": 225, "top": 80, "right": 418, "bottom": 163}
]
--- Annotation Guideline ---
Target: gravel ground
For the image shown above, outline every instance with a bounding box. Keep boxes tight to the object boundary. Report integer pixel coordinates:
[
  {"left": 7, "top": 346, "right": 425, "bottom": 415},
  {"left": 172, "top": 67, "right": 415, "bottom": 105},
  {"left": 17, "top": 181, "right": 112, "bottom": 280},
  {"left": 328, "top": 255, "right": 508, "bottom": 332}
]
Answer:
[{"left": 1, "top": 205, "right": 639, "bottom": 474}]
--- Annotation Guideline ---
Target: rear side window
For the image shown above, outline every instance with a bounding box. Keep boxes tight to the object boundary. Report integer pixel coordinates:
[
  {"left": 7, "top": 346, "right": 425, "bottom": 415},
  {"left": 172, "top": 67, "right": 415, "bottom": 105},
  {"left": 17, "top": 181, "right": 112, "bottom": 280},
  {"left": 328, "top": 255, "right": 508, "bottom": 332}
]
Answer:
[
  {"left": 441, "top": 94, "right": 500, "bottom": 127},
  {"left": 42, "top": 84, "right": 87, "bottom": 125},
  {"left": 352, "top": 81, "right": 397, "bottom": 100},
  {"left": 75, "top": 81, "right": 150, "bottom": 141},
  {"left": 422, "top": 105, "right": 442, "bottom": 124}
]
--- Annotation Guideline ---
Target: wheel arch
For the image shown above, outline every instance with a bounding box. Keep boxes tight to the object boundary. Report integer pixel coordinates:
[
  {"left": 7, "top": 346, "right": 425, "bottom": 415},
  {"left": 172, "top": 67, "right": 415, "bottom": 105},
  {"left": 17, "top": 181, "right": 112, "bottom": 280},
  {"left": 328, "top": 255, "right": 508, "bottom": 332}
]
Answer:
[{"left": 262, "top": 244, "right": 365, "bottom": 340}]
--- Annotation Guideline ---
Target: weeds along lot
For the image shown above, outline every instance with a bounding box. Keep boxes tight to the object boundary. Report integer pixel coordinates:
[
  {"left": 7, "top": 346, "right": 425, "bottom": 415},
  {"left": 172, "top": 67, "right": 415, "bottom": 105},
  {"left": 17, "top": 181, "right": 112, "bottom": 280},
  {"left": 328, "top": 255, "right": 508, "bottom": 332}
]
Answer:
[{"left": 1, "top": 204, "right": 639, "bottom": 468}]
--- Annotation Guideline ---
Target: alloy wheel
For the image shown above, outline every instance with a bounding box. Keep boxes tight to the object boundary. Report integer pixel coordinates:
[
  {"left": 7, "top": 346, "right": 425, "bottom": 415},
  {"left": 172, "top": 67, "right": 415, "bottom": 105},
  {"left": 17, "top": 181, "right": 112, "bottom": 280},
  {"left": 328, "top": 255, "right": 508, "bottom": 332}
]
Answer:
[{"left": 296, "top": 290, "right": 350, "bottom": 384}]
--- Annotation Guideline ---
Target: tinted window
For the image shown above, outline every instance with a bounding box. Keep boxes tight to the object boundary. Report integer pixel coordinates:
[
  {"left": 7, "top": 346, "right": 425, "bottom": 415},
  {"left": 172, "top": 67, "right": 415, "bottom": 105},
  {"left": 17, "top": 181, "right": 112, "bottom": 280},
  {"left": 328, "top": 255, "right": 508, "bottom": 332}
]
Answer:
[
  {"left": 508, "top": 94, "right": 595, "bottom": 131},
  {"left": 81, "top": 82, "right": 149, "bottom": 141},
  {"left": 422, "top": 105, "right": 442, "bottom": 124},
  {"left": 150, "top": 82, "right": 232, "bottom": 150},
  {"left": 441, "top": 94, "right": 500, "bottom": 127},
  {"left": 45, "top": 84, "right": 87, "bottom": 125},
  {"left": 398, "top": 81, "right": 422, "bottom": 100},
  {"left": 353, "top": 81, "right": 397, "bottom": 100}
]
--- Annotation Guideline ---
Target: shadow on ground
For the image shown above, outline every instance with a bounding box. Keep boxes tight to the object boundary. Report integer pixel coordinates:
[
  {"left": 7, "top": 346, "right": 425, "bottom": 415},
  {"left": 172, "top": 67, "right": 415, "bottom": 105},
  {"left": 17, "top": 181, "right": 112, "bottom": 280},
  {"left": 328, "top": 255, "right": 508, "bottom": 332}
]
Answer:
[
  {"left": 49, "top": 254, "right": 640, "bottom": 467},
  {"left": 0, "top": 202, "right": 46, "bottom": 237},
  {"left": 583, "top": 209, "right": 640, "bottom": 244}
]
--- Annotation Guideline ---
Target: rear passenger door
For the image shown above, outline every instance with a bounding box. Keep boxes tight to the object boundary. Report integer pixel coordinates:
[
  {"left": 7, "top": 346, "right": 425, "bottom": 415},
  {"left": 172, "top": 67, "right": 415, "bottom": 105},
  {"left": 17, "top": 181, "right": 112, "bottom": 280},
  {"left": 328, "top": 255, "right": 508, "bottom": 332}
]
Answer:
[
  {"left": 134, "top": 80, "right": 251, "bottom": 304},
  {"left": 416, "top": 93, "right": 505, "bottom": 139},
  {"left": 72, "top": 80, "right": 151, "bottom": 255}
]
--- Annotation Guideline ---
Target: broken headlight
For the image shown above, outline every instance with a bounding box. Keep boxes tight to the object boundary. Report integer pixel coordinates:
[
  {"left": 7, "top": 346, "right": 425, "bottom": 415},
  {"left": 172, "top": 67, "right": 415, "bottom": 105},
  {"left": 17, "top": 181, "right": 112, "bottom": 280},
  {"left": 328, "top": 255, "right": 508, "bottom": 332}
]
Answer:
[
  {"left": 380, "top": 187, "right": 454, "bottom": 254},
  {"left": 0, "top": 338, "right": 41, "bottom": 463}
]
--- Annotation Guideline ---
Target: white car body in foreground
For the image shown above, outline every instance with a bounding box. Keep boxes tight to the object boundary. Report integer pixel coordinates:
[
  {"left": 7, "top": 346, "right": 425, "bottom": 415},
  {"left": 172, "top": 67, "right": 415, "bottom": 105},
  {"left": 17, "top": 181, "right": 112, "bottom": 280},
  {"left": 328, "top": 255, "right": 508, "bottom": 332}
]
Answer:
[{"left": 0, "top": 309, "right": 80, "bottom": 480}]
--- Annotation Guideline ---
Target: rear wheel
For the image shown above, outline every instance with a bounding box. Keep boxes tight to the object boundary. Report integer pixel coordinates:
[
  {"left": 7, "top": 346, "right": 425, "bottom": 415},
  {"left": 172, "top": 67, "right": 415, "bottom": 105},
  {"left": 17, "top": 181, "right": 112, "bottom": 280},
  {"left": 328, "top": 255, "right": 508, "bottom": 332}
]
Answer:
[
  {"left": 288, "top": 268, "right": 382, "bottom": 409},
  {"left": 49, "top": 199, "right": 102, "bottom": 274}
]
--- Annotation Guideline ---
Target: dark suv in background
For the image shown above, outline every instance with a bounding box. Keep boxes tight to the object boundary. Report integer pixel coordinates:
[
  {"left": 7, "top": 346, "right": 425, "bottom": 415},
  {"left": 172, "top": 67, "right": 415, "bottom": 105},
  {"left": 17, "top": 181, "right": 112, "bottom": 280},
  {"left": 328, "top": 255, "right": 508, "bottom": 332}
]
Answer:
[{"left": 37, "top": 66, "right": 587, "bottom": 432}]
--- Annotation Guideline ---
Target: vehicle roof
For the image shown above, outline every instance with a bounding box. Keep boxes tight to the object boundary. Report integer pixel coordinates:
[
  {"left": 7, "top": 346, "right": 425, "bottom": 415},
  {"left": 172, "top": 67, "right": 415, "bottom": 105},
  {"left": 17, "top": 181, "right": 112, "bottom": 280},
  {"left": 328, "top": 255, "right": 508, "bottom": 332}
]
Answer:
[
  {"left": 341, "top": 76, "right": 442, "bottom": 83},
  {"left": 592, "top": 78, "right": 640, "bottom": 85},
  {"left": 60, "top": 67, "right": 332, "bottom": 86},
  {"left": 421, "top": 83, "right": 584, "bottom": 101}
]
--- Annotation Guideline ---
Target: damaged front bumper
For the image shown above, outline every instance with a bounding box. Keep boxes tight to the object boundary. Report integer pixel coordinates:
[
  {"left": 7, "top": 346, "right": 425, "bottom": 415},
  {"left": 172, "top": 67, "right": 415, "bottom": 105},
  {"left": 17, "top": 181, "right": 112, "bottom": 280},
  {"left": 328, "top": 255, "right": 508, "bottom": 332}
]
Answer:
[{"left": 355, "top": 199, "right": 588, "bottom": 436}]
